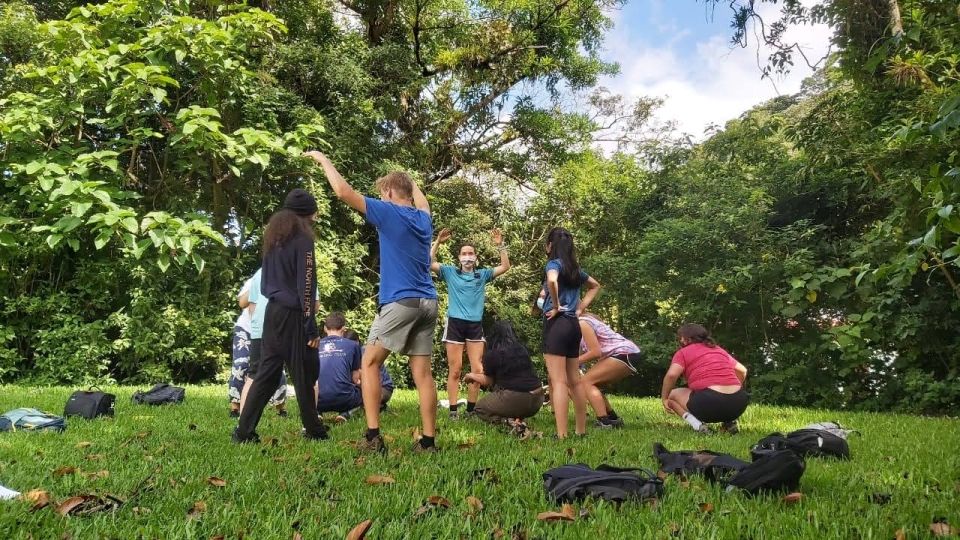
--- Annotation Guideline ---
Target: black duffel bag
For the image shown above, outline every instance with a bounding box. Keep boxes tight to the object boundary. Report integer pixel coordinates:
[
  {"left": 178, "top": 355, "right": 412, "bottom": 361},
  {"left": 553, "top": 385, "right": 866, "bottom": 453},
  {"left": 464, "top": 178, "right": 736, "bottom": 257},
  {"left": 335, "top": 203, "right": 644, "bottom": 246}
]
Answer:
[
  {"left": 132, "top": 383, "right": 185, "bottom": 405},
  {"left": 64, "top": 387, "right": 116, "bottom": 419}
]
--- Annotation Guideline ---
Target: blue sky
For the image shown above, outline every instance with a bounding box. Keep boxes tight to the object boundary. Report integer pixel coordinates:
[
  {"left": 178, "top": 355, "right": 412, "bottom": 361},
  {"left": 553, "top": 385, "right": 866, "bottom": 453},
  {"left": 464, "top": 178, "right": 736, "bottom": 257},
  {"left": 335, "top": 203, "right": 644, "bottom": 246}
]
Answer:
[{"left": 599, "top": 0, "right": 832, "bottom": 138}]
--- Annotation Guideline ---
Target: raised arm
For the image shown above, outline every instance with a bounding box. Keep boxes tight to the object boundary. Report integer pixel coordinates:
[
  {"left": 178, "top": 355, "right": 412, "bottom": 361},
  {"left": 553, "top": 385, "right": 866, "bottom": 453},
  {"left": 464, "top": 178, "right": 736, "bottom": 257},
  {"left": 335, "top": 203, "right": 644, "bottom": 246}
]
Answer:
[
  {"left": 411, "top": 177, "right": 430, "bottom": 215},
  {"left": 577, "top": 320, "right": 602, "bottom": 365},
  {"left": 576, "top": 276, "right": 601, "bottom": 316},
  {"left": 431, "top": 228, "right": 451, "bottom": 274},
  {"left": 303, "top": 151, "right": 366, "bottom": 214},
  {"left": 491, "top": 228, "right": 511, "bottom": 278}
]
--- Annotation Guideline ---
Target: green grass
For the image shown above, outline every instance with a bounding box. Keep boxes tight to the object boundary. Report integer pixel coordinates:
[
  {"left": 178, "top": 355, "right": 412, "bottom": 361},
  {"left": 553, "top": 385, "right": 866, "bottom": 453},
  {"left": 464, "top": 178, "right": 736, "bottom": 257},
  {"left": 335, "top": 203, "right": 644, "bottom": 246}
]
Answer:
[{"left": 1, "top": 386, "right": 958, "bottom": 539}]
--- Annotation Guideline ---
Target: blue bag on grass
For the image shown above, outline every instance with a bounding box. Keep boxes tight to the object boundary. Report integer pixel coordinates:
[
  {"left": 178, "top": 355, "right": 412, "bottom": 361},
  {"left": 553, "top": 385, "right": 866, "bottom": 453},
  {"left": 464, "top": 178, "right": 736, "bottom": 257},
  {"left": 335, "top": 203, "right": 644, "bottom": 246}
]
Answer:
[{"left": 0, "top": 408, "right": 66, "bottom": 432}]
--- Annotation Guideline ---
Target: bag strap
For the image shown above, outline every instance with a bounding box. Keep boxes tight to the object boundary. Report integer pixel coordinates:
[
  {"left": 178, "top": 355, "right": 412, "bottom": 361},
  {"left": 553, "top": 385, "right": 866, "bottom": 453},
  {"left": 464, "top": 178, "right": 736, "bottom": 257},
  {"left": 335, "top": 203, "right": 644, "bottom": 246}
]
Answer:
[{"left": 595, "top": 465, "right": 660, "bottom": 481}]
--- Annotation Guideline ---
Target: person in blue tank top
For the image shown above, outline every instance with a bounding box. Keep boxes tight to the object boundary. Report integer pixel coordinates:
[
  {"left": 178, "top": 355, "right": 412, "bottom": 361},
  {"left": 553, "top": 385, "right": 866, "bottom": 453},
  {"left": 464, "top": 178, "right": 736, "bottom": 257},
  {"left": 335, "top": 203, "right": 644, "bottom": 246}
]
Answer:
[
  {"left": 430, "top": 227, "right": 511, "bottom": 419},
  {"left": 540, "top": 227, "right": 601, "bottom": 439}
]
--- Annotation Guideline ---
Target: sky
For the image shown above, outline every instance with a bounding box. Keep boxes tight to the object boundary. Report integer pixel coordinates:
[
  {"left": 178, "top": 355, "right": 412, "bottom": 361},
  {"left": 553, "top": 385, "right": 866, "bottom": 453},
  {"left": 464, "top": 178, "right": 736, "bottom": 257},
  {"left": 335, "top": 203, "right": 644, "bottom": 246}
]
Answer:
[{"left": 600, "top": 0, "right": 834, "bottom": 139}]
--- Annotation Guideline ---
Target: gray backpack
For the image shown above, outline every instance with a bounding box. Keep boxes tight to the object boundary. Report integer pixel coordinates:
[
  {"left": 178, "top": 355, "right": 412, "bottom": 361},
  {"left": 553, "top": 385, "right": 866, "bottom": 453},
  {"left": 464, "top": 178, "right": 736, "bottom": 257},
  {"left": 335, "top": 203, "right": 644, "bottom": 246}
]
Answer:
[{"left": 0, "top": 408, "right": 67, "bottom": 432}]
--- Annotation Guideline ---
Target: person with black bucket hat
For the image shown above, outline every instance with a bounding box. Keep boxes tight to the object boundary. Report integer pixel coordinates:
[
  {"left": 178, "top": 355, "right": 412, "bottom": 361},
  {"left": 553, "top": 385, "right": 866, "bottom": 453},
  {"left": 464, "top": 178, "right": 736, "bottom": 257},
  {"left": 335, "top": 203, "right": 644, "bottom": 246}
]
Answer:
[{"left": 233, "top": 188, "right": 329, "bottom": 443}]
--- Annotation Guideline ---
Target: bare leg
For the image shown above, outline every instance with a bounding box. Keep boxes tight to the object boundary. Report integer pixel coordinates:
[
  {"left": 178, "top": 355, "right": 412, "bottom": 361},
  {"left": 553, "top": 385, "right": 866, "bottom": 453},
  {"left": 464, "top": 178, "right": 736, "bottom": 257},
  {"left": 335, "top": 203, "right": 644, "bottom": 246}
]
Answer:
[
  {"left": 544, "top": 354, "right": 570, "bottom": 438},
  {"left": 445, "top": 341, "right": 464, "bottom": 407},
  {"left": 565, "top": 359, "right": 588, "bottom": 435},
  {"left": 666, "top": 387, "right": 692, "bottom": 416},
  {"left": 238, "top": 376, "right": 252, "bottom": 414},
  {"left": 410, "top": 355, "right": 437, "bottom": 437},
  {"left": 465, "top": 340, "right": 485, "bottom": 404},
  {"left": 361, "top": 342, "right": 392, "bottom": 430},
  {"left": 581, "top": 358, "right": 633, "bottom": 417}
]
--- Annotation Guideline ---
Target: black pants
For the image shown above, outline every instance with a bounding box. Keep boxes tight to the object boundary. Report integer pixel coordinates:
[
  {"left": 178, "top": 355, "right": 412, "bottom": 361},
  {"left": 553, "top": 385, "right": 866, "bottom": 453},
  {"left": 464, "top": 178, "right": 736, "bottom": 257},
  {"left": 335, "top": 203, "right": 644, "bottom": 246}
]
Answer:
[{"left": 236, "top": 302, "right": 325, "bottom": 438}]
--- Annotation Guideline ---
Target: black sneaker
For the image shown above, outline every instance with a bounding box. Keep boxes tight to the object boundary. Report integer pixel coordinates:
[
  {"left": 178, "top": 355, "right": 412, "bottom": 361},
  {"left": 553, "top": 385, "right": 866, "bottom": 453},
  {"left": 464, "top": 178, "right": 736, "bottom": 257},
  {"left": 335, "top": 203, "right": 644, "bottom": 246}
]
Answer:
[
  {"left": 358, "top": 434, "right": 388, "bottom": 455},
  {"left": 231, "top": 428, "right": 260, "bottom": 444},
  {"left": 696, "top": 424, "right": 713, "bottom": 435},
  {"left": 411, "top": 439, "right": 439, "bottom": 453},
  {"left": 594, "top": 417, "right": 623, "bottom": 429},
  {"left": 302, "top": 426, "right": 330, "bottom": 441},
  {"left": 720, "top": 420, "right": 740, "bottom": 435}
]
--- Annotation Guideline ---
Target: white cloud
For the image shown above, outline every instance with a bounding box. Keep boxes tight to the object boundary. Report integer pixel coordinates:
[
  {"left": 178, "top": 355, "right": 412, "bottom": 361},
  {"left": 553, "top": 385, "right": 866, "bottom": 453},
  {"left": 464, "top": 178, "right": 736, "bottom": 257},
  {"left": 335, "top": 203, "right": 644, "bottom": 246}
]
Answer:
[{"left": 601, "top": 3, "right": 833, "bottom": 140}]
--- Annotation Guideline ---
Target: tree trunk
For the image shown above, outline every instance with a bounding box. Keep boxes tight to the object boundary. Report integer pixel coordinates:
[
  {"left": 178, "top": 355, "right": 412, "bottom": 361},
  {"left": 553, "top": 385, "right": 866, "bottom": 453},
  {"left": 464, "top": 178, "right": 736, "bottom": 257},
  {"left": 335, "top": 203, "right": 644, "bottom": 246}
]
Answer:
[{"left": 888, "top": 0, "right": 903, "bottom": 36}]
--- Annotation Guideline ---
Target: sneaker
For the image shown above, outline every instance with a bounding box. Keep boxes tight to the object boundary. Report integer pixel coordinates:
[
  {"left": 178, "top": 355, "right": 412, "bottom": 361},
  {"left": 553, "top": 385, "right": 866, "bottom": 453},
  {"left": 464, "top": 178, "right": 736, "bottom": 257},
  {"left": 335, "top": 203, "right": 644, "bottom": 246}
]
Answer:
[
  {"left": 411, "top": 439, "right": 439, "bottom": 453},
  {"left": 358, "top": 435, "right": 388, "bottom": 455},
  {"left": 448, "top": 410, "right": 460, "bottom": 421},
  {"left": 594, "top": 418, "right": 620, "bottom": 429},
  {"left": 720, "top": 420, "right": 739, "bottom": 435},
  {"left": 609, "top": 417, "right": 625, "bottom": 428},
  {"left": 302, "top": 426, "right": 330, "bottom": 441},
  {"left": 231, "top": 427, "right": 260, "bottom": 444},
  {"left": 696, "top": 424, "right": 713, "bottom": 435}
]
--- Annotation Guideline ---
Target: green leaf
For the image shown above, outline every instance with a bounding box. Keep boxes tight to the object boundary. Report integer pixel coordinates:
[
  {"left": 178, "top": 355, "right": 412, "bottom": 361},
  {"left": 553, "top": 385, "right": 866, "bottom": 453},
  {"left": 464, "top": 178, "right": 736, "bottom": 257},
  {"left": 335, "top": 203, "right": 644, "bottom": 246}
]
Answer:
[
  {"left": 182, "top": 122, "right": 197, "bottom": 135},
  {"left": 121, "top": 217, "right": 139, "bottom": 234},
  {"left": 157, "top": 253, "right": 171, "bottom": 273},
  {"left": 24, "top": 161, "right": 45, "bottom": 174},
  {"left": 71, "top": 202, "right": 93, "bottom": 217},
  {"left": 937, "top": 204, "right": 954, "bottom": 219},
  {"left": 179, "top": 236, "right": 194, "bottom": 254},
  {"left": 39, "top": 178, "right": 54, "bottom": 191},
  {"left": 46, "top": 234, "right": 63, "bottom": 249},
  {"left": 175, "top": 49, "right": 186, "bottom": 63},
  {"left": 68, "top": 238, "right": 80, "bottom": 251},
  {"left": 94, "top": 232, "right": 111, "bottom": 250},
  {"left": 805, "top": 290, "right": 818, "bottom": 303},
  {"left": 922, "top": 226, "right": 938, "bottom": 248},
  {"left": 192, "top": 253, "right": 205, "bottom": 274}
]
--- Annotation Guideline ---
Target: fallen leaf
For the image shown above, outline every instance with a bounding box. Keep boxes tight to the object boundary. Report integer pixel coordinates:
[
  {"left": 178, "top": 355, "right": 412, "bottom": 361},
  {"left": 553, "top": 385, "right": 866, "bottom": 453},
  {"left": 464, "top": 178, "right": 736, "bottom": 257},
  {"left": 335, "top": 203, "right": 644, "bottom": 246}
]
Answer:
[
  {"left": 54, "top": 466, "right": 78, "bottom": 478},
  {"left": 187, "top": 500, "right": 207, "bottom": 520},
  {"left": 133, "top": 506, "right": 152, "bottom": 516},
  {"left": 492, "top": 528, "right": 506, "bottom": 539},
  {"left": 383, "top": 434, "right": 396, "bottom": 444},
  {"left": 656, "top": 470, "right": 668, "bottom": 480},
  {"left": 354, "top": 456, "right": 367, "bottom": 467},
  {"left": 56, "top": 496, "right": 91, "bottom": 516},
  {"left": 85, "top": 454, "right": 105, "bottom": 461},
  {"left": 561, "top": 503, "right": 576, "bottom": 520},
  {"left": 76, "top": 442, "right": 93, "bottom": 449},
  {"left": 894, "top": 528, "right": 905, "bottom": 540},
  {"left": 427, "top": 495, "right": 452, "bottom": 508},
  {"left": 868, "top": 492, "right": 892, "bottom": 505},
  {"left": 135, "top": 431, "right": 150, "bottom": 439},
  {"left": 698, "top": 502, "right": 714, "bottom": 513},
  {"left": 210, "top": 536, "right": 225, "bottom": 540},
  {"left": 536, "top": 510, "right": 574, "bottom": 522},
  {"left": 22, "top": 490, "right": 51, "bottom": 511},
  {"left": 457, "top": 441, "right": 476, "bottom": 450},
  {"left": 364, "top": 475, "right": 395, "bottom": 485},
  {"left": 72, "top": 495, "right": 123, "bottom": 516},
  {"left": 346, "top": 519, "right": 373, "bottom": 540},
  {"left": 931, "top": 520, "right": 957, "bottom": 537},
  {"left": 85, "top": 470, "right": 109, "bottom": 480},
  {"left": 207, "top": 477, "right": 227, "bottom": 488},
  {"left": 466, "top": 496, "right": 484, "bottom": 513},
  {"left": 783, "top": 492, "right": 804, "bottom": 505}
]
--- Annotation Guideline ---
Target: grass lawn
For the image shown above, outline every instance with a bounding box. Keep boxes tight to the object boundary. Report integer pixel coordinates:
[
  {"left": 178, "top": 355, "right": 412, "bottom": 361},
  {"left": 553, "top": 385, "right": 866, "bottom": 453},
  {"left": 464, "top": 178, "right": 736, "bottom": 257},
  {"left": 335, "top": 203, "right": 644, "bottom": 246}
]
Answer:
[{"left": 1, "top": 385, "right": 958, "bottom": 539}]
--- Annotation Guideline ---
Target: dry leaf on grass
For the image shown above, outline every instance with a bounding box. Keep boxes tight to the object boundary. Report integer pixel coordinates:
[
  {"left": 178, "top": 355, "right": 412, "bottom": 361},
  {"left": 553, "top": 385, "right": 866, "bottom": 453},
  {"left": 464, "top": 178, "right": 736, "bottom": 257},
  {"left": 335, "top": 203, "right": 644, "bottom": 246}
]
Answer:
[
  {"left": 364, "top": 475, "right": 395, "bottom": 485},
  {"left": 53, "top": 466, "right": 78, "bottom": 478},
  {"left": 656, "top": 470, "right": 668, "bottom": 480},
  {"left": 894, "top": 528, "right": 906, "bottom": 540},
  {"left": 76, "top": 442, "right": 93, "bottom": 449},
  {"left": 85, "top": 454, "right": 105, "bottom": 462},
  {"left": 187, "top": 500, "right": 207, "bottom": 520},
  {"left": 783, "top": 492, "right": 804, "bottom": 504},
  {"left": 54, "top": 494, "right": 123, "bottom": 517},
  {"left": 466, "top": 496, "right": 484, "bottom": 513},
  {"left": 22, "top": 490, "right": 51, "bottom": 511},
  {"left": 210, "top": 536, "right": 225, "bottom": 540},
  {"left": 698, "top": 502, "right": 714, "bottom": 513},
  {"left": 84, "top": 470, "right": 109, "bottom": 480},
  {"left": 346, "top": 519, "right": 373, "bottom": 540},
  {"left": 536, "top": 511, "right": 574, "bottom": 522},
  {"left": 414, "top": 496, "right": 452, "bottom": 518},
  {"left": 56, "top": 496, "right": 90, "bottom": 516},
  {"left": 207, "top": 477, "right": 227, "bottom": 488},
  {"left": 931, "top": 520, "right": 957, "bottom": 537}
]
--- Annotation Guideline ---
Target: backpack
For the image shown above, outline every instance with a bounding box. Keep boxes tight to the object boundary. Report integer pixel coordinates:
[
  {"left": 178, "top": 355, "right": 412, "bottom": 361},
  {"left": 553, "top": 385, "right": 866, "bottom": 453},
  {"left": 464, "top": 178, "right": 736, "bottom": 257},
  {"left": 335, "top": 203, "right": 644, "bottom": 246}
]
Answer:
[
  {"left": 543, "top": 464, "right": 664, "bottom": 503},
  {"left": 751, "top": 429, "right": 850, "bottom": 461},
  {"left": 131, "top": 383, "right": 185, "bottom": 405},
  {"left": 0, "top": 408, "right": 67, "bottom": 432},
  {"left": 801, "top": 421, "right": 859, "bottom": 440},
  {"left": 726, "top": 450, "right": 806, "bottom": 495},
  {"left": 64, "top": 387, "right": 116, "bottom": 419},
  {"left": 653, "top": 442, "right": 748, "bottom": 478}
]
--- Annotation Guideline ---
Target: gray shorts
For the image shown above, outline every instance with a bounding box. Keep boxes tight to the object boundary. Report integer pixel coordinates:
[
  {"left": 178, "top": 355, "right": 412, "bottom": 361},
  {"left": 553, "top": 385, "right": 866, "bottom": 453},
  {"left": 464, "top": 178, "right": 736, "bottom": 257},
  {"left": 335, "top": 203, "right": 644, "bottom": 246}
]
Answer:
[{"left": 367, "top": 298, "right": 438, "bottom": 356}]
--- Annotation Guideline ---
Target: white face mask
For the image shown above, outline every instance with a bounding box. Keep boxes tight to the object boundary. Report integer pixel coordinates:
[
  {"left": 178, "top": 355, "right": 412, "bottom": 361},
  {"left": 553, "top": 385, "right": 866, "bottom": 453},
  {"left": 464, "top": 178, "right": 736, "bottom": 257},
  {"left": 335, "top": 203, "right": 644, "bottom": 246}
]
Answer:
[
  {"left": 459, "top": 255, "right": 477, "bottom": 266},
  {"left": 536, "top": 296, "right": 545, "bottom": 310}
]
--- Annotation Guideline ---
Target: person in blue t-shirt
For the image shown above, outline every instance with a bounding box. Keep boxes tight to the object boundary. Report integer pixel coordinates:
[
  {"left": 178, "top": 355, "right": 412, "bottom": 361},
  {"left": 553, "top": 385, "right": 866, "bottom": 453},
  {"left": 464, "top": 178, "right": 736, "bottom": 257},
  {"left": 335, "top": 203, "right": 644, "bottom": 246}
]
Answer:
[
  {"left": 305, "top": 150, "right": 438, "bottom": 454},
  {"left": 430, "top": 227, "right": 511, "bottom": 419},
  {"left": 314, "top": 312, "right": 363, "bottom": 417},
  {"left": 540, "top": 227, "right": 601, "bottom": 439}
]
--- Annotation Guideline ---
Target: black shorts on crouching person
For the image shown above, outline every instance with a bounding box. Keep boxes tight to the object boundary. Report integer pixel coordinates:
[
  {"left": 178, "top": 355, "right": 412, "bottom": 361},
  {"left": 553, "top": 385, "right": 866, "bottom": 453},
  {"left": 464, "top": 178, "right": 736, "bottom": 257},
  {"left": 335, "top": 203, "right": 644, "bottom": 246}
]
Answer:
[
  {"left": 443, "top": 317, "right": 484, "bottom": 344},
  {"left": 542, "top": 315, "right": 582, "bottom": 358},
  {"left": 686, "top": 388, "right": 750, "bottom": 423}
]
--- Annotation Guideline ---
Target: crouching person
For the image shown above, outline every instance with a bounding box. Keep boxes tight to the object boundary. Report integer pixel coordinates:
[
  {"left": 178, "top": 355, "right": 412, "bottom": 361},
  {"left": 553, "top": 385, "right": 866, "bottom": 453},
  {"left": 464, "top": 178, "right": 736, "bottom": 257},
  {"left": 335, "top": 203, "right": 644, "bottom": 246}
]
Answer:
[
  {"left": 315, "top": 313, "right": 364, "bottom": 419},
  {"left": 464, "top": 322, "right": 543, "bottom": 432}
]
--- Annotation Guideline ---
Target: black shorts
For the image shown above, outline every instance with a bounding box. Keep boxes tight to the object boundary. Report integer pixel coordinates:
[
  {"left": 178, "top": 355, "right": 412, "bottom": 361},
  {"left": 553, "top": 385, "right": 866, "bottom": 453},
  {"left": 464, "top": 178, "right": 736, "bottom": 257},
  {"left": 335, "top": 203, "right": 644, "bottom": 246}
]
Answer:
[
  {"left": 247, "top": 339, "right": 262, "bottom": 379},
  {"left": 687, "top": 388, "right": 750, "bottom": 423},
  {"left": 610, "top": 352, "right": 642, "bottom": 373},
  {"left": 542, "top": 315, "right": 582, "bottom": 358},
  {"left": 443, "top": 317, "right": 484, "bottom": 344}
]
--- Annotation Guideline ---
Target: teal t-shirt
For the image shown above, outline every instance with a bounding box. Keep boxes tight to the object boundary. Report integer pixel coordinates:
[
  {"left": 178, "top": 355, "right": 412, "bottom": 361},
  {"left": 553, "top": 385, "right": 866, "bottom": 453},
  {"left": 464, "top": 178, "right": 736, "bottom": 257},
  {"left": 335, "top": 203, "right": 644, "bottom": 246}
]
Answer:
[
  {"left": 248, "top": 268, "right": 318, "bottom": 339},
  {"left": 438, "top": 265, "right": 495, "bottom": 322}
]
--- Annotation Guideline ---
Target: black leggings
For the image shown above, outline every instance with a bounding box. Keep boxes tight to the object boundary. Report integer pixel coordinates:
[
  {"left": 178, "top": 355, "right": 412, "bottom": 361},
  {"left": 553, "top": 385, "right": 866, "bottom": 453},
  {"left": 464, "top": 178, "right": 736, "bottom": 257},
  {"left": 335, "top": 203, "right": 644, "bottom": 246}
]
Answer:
[
  {"left": 687, "top": 388, "right": 749, "bottom": 423},
  {"left": 236, "top": 302, "right": 325, "bottom": 438}
]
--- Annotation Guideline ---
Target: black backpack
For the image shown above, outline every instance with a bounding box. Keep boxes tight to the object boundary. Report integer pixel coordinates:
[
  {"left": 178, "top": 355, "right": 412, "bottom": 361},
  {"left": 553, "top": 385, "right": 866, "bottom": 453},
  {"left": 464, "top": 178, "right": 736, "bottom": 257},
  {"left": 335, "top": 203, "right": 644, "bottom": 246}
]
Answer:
[
  {"left": 751, "top": 429, "right": 850, "bottom": 461},
  {"left": 653, "top": 442, "right": 748, "bottom": 478},
  {"left": 543, "top": 464, "right": 664, "bottom": 503},
  {"left": 64, "top": 388, "right": 115, "bottom": 419},
  {"left": 727, "top": 450, "right": 806, "bottom": 495},
  {"left": 131, "top": 383, "right": 185, "bottom": 405}
]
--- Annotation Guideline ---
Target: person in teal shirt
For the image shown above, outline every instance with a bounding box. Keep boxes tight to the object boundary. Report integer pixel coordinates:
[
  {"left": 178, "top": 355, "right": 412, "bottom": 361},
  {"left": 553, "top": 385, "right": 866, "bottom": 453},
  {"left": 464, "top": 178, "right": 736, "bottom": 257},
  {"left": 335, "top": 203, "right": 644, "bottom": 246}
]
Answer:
[{"left": 430, "top": 228, "right": 511, "bottom": 419}]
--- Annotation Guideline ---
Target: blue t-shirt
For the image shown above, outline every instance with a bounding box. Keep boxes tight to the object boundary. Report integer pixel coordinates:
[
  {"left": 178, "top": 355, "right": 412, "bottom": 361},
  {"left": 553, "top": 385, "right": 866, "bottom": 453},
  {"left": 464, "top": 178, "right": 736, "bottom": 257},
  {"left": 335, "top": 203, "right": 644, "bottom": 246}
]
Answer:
[
  {"left": 364, "top": 197, "right": 437, "bottom": 305},
  {"left": 541, "top": 259, "right": 589, "bottom": 317},
  {"left": 249, "top": 268, "right": 318, "bottom": 340},
  {"left": 438, "top": 265, "right": 495, "bottom": 322},
  {"left": 316, "top": 336, "right": 362, "bottom": 403}
]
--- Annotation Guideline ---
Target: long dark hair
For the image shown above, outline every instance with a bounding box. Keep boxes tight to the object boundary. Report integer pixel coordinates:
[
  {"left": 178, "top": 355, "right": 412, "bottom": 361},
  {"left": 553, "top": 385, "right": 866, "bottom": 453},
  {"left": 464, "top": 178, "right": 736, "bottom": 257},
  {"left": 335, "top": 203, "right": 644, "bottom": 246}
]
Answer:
[
  {"left": 677, "top": 323, "right": 717, "bottom": 348},
  {"left": 263, "top": 209, "right": 314, "bottom": 254},
  {"left": 487, "top": 321, "right": 526, "bottom": 354},
  {"left": 546, "top": 227, "right": 582, "bottom": 286}
]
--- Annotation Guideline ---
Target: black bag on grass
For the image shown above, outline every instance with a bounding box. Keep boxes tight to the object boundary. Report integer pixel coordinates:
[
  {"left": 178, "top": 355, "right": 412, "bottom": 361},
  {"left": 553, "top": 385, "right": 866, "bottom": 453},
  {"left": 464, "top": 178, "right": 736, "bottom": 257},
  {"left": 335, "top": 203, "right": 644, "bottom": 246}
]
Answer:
[
  {"left": 64, "top": 387, "right": 115, "bottom": 419},
  {"left": 726, "top": 450, "right": 805, "bottom": 494},
  {"left": 751, "top": 429, "right": 850, "bottom": 461},
  {"left": 543, "top": 464, "right": 663, "bottom": 503},
  {"left": 653, "top": 442, "right": 748, "bottom": 478},
  {"left": 131, "top": 383, "right": 185, "bottom": 405}
]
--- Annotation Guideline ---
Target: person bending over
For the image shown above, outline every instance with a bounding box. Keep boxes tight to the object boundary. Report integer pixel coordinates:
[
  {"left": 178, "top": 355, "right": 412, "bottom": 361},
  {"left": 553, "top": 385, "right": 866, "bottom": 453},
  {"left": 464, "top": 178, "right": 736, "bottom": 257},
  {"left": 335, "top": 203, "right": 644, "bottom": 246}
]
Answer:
[
  {"left": 306, "top": 151, "right": 438, "bottom": 454},
  {"left": 660, "top": 323, "right": 749, "bottom": 434},
  {"left": 539, "top": 227, "right": 601, "bottom": 439},
  {"left": 577, "top": 313, "right": 642, "bottom": 429},
  {"left": 431, "top": 228, "right": 511, "bottom": 419},
  {"left": 464, "top": 321, "right": 543, "bottom": 428},
  {"left": 314, "top": 312, "right": 363, "bottom": 419}
]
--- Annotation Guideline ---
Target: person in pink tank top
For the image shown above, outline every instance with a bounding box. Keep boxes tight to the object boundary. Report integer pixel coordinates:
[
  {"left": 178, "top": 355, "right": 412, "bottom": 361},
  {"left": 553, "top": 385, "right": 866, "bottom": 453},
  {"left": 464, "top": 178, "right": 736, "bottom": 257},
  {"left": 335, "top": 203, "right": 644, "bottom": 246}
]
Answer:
[{"left": 660, "top": 323, "right": 749, "bottom": 434}]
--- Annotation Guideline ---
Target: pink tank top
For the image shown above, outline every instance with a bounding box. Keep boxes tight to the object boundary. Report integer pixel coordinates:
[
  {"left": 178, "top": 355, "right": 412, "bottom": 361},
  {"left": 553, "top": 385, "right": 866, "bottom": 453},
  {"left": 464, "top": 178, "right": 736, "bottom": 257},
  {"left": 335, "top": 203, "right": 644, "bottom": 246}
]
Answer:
[
  {"left": 670, "top": 343, "right": 741, "bottom": 390},
  {"left": 579, "top": 316, "right": 640, "bottom": 358}
]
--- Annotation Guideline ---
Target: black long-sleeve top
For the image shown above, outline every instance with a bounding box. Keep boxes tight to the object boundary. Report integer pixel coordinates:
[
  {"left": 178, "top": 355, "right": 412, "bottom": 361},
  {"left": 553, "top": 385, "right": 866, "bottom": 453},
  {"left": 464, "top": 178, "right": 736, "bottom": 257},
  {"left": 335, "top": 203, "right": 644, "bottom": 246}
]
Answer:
[
  {"left": 482, "top": 345, "right": 542, "bottom": 392},
  {"left": 261, "top": 232, "right": 318, "bottom": 340}
]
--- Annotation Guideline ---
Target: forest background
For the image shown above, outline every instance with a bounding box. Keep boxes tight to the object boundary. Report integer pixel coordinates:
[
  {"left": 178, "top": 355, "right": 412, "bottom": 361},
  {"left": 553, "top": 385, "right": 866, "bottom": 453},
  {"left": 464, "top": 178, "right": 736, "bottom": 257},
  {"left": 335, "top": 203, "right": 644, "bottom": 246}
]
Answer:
[{"left": 1, "top": 0, "right": 957, "bottom": 414}]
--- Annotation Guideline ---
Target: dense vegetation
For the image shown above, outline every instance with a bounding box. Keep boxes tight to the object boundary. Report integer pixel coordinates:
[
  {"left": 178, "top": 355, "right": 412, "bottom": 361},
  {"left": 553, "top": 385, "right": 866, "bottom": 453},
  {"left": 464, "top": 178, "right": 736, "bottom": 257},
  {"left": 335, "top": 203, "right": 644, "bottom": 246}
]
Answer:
[{"left": 0, "top": 0, "right": 957, "bottom": 414}]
